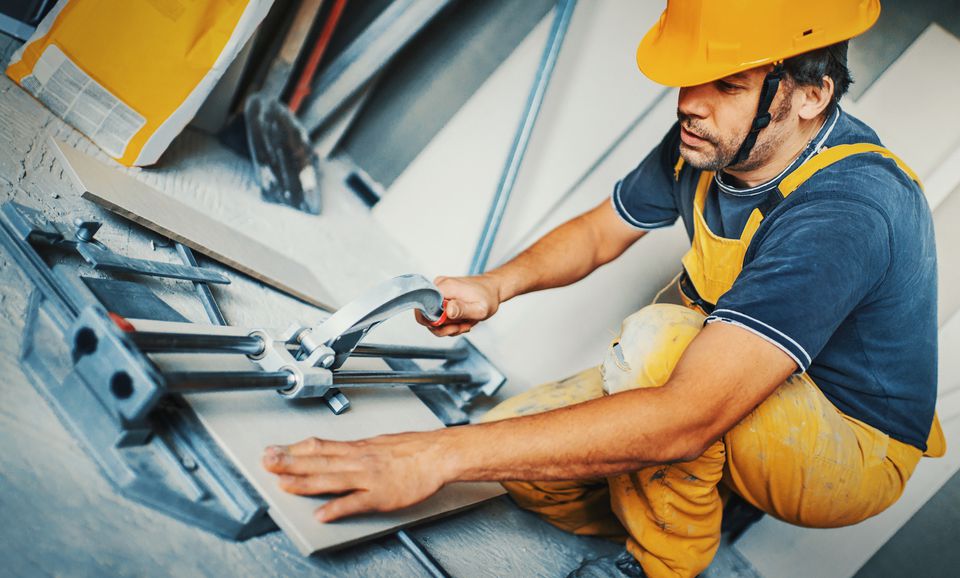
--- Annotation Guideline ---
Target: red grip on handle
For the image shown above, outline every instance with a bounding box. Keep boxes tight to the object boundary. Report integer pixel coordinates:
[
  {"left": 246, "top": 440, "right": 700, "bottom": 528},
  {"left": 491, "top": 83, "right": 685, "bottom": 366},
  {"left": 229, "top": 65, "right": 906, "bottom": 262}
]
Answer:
[
  {"left": 429, "top": 299, "right": 449, "bottom": 327},
  {"left": 108, "top": 312, "right": 135, "bottom": 333}
]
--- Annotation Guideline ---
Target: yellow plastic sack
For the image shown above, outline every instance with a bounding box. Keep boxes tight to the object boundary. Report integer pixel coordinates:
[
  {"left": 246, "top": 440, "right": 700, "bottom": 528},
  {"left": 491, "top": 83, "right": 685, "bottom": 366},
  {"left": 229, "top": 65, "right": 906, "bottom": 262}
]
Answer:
[{"left": 6, "top": 0, "right": 273, "bottom": 166}]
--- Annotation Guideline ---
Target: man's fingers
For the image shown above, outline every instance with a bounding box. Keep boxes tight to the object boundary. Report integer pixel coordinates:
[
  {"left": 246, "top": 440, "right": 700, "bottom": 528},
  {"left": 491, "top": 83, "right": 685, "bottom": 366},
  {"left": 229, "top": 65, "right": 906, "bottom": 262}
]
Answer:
[
  {"left": 262, "top": 453, "right": 359, "bottom": 476},
  {"left": 413, "top": 310, "right": 432, "bottom": 327},
  {"left": 278, "top": 437, "right": 350, "bottom": 457},
  {"left": 316, "top": 490, "right": 375, "bottom": 522},
  {"left": 428, "top": 322, "right": 473, "bottom": 337},
  {"left": 443, "top": 299, "right": 491, "bottom": 322},
  {"left": 277, "top": 473, "right": 360, "bottom": 496}
]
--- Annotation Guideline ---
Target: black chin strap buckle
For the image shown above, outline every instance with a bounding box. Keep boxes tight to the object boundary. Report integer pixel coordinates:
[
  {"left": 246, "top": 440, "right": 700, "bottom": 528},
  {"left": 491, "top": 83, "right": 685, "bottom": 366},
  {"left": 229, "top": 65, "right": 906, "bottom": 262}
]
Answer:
[
  {"left": 727, "top": 62, "right": 785, "bottom": 168},
  {"left": 753, "top": 113, "right": 772, "bottom": 130}
]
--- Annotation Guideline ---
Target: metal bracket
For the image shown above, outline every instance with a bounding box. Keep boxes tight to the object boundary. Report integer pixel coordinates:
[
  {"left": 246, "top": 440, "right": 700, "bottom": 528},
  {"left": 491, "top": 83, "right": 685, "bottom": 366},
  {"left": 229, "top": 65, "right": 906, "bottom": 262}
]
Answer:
[
  {"left": 21, "top": 298, "right": 273, "bottom": 538},
  {"left": 2, "top": 202, "right": 230, "bottom": 284}
]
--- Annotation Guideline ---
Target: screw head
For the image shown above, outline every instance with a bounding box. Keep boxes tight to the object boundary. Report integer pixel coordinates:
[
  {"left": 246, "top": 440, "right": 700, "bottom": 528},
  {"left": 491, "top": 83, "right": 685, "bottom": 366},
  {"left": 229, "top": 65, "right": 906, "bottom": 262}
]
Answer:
[
  {"left": 73, "top": 219, "right": 101, "bottom": 242},
  {"left": 324, "top": 390, "right": 350, "bottom": 414}
]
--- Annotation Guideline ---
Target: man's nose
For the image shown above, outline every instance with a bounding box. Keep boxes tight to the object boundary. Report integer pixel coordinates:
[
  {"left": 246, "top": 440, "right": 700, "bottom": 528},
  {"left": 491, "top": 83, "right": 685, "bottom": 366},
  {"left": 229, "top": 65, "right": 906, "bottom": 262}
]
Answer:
[{"left": 678, "top": 84, "right": 711, "bottom": 120}]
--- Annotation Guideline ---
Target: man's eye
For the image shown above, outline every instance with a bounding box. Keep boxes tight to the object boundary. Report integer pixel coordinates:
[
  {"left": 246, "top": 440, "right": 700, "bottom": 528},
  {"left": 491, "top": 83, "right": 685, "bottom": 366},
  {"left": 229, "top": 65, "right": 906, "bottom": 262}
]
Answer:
[{"left": 717, "top": 81, "right": 742, "bottom": 93}]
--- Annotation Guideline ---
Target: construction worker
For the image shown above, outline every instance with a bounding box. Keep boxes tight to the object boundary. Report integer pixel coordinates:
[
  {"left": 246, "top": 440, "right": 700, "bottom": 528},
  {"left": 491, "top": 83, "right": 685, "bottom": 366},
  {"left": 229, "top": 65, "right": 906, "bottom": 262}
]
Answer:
[{"left": 263, "top": 1, "right": 946, "bottom": 575}]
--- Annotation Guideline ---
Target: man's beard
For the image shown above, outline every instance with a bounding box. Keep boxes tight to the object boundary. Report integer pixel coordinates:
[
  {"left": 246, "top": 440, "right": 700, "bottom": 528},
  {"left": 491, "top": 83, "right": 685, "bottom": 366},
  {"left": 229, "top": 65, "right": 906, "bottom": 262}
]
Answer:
[
  {"left": 676, "top": 115, "right": 742, "bottom": 171},
  {"left": 677, "top": 93, "right": 792, "bottom": 172}
]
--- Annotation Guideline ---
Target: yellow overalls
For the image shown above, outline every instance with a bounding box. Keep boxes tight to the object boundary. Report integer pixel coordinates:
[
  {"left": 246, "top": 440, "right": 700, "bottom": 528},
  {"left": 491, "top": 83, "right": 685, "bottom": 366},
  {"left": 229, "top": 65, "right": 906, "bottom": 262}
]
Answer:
[{"left": 482, "top": 143, "right": 947, "bottom": 578}]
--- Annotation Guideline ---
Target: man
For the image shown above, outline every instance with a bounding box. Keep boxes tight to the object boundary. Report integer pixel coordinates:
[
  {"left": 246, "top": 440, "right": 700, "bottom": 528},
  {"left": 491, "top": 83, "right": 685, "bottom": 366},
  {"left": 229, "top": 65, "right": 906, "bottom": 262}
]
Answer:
[{"left": 262, "top": 1, "right": 945, "bottom": 576}]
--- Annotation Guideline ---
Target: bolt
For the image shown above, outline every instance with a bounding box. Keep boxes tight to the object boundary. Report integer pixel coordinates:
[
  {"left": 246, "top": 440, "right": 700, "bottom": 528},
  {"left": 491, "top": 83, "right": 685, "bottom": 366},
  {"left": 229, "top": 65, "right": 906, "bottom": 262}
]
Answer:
[
  {"left": 181, "top": 455, "right": 197, "bottom": 471},
  {"left": 318, "top": 352, "right": 335, "bottom": 368},
  {"left": 73, "top": 218, "right": 101, "bottom": 242},
  {"left": 324, "top": 389, "right": 350, "bottom": 414}
]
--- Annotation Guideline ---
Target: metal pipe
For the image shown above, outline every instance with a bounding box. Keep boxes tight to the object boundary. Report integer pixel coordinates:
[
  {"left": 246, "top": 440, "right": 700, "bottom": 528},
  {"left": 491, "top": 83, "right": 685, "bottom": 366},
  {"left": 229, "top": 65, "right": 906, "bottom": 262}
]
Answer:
[
  {"left": 467, "top": 0, "right": 578, "bottom": 275},
  {"left": 133, "top": 330, "right": 469, "bottom": 363},
  {"left": 164, "top": 371, "right": 295, "bottom": 393},
  {"left": 162, "top": 369, "right": 476, "bottom": 394},
  {"left": 494, "top": 87, "right": 673, "bottom": 266},
  {"left": 350, "top": 343, "right": 469, "bottom": 361},
  {"left": 397, "top": 530, "right": 451, "bottom": 578},
  {"left": 333, "top": 370, "right": 476, "bottom": 386},
  {"left": 175, "top": 243, "right": 227, "bottom": 325},
  {"left": 303, "top": 0, "right": 453, "bottom": 136},
  {"left": 131, "top": 332, "right": 265, "bottom": 356}
]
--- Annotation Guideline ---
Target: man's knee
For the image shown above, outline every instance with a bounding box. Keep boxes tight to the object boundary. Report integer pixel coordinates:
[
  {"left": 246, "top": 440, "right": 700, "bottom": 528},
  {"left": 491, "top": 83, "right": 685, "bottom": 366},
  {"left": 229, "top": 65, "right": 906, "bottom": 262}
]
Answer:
[
  {"left": 481, "top": 367, "right": 604, "bottom": 423},
  {"left": 601, "top": 304, "right": 705, "bottom": 394},
  {"left": 721, "top": 374, "right": 919, "bottom": 528}
]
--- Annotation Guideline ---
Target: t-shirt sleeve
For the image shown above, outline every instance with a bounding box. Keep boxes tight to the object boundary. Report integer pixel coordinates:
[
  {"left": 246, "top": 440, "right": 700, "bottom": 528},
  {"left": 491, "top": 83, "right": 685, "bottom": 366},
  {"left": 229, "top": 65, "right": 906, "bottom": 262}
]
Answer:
[
  {"left": 707, "top": 197, "right": 891, "bottom": 372},
  {"left": 610, "top": 123, "right": 682, "bottom": 230}
]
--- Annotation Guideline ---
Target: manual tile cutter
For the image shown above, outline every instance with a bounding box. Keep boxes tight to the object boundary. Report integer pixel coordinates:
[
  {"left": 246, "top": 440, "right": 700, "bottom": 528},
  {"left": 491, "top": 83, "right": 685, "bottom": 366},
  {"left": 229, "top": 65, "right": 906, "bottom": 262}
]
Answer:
[{"left": 0, "top": 200, "right": 504, "bottom": 539}]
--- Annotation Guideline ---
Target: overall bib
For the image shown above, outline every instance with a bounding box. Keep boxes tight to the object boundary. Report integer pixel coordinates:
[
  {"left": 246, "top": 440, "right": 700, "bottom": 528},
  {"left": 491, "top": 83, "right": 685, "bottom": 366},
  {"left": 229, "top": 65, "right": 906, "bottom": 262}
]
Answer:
[{"left": 483, "top": 144, "right": 946, "bottom": 578}]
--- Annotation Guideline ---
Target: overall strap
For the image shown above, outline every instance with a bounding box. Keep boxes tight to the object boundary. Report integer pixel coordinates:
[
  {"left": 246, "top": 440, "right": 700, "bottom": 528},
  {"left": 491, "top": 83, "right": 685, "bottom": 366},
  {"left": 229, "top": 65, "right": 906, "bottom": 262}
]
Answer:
[{"left": 757, "top": 143, "right": 923, "bottom": 217}]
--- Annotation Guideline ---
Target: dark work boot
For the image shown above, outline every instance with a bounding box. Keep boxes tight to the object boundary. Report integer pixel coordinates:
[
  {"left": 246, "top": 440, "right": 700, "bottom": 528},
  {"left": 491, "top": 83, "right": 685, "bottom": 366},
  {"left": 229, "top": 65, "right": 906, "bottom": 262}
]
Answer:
[
  {"left": 720, "top": 492, "right": 765, "bottom": 543},
  {"left": 566, "top": 549, "right": 645, "bottom": 578}
]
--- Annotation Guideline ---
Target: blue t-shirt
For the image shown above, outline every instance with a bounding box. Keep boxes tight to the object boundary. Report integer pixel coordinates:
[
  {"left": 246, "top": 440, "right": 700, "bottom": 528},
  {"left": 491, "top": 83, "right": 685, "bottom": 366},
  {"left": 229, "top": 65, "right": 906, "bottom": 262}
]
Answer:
[{"left": 612, "top": 108, "right": 938, "bottom": 450}]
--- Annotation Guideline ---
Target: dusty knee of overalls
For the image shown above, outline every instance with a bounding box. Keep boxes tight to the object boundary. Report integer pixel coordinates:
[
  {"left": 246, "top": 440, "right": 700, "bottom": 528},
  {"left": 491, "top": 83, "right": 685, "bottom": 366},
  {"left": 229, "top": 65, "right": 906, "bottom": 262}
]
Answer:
[
  {"left": 480, "top": 367, "right": 605, "bottom": 423},
  {"left": 601, "top": 304, "right": 705, "bottom": 394}
]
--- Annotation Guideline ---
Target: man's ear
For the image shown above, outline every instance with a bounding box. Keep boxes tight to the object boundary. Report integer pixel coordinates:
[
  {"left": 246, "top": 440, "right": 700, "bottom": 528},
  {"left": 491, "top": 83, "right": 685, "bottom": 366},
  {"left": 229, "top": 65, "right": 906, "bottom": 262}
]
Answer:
[{"left": 796, "top": 76, "right": 835, "bottom": 120}]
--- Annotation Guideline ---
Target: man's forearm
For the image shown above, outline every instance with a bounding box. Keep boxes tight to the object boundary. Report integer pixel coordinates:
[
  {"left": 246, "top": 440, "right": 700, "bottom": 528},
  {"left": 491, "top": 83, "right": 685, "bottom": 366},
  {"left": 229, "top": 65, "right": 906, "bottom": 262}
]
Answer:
[
  {"left": 434, "top": 322, "right": 796, "bottom": 484},
  {"left": 435, "top": 386, "right": 693, "bottom": 483},
  {"left": 485, "top": 214, "right": 600, "bottom": 302},
  {"left": 485, "top": 204, "right": 646, "bottom": 303}
]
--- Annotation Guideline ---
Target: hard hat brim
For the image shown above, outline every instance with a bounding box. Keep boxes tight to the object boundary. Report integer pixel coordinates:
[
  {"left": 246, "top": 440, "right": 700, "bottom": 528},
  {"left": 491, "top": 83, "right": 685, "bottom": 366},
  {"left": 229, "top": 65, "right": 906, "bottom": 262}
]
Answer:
[{"left": 636, "top": 1, "right": 881, "bottom": 87}]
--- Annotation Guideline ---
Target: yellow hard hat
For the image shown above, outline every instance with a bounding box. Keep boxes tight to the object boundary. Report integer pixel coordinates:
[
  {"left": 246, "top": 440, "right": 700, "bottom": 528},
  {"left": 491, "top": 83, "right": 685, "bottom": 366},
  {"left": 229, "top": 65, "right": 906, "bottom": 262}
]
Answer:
[{"left": 637, "top": 0, "right": 881, "bottom": 87}]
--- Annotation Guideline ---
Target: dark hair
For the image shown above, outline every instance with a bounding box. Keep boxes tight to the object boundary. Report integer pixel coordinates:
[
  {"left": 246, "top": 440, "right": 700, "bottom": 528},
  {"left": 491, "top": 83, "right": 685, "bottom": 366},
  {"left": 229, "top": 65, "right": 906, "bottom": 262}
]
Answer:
[{"left": 783, "top": 41, "right": 852, "bottom": 115}]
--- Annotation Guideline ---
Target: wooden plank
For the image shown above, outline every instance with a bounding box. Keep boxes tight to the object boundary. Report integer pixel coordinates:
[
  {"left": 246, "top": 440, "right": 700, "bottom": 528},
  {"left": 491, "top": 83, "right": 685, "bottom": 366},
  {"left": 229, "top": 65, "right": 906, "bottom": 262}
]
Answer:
[
  {"left": 938, "top": 310, "right": 960, "bottom": 400},
  {"left": 50, "top": 138, "right": 338, "bottom": 311},
  {"left": 132, "top": 318, "right": 503, "bottom": 555},
  {"left": 260, "top": 0, "right": 324, "bottom": 98},
  {"left": 923, "top": 145, "right": 960, "bottom": 211}
]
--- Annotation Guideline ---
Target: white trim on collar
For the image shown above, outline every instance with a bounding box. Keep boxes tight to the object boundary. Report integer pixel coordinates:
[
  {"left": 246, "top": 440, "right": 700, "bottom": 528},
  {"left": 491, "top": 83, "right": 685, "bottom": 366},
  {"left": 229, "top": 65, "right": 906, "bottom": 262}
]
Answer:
[{"left": 714, "top": 107, "right": 842, "bottom": 197}]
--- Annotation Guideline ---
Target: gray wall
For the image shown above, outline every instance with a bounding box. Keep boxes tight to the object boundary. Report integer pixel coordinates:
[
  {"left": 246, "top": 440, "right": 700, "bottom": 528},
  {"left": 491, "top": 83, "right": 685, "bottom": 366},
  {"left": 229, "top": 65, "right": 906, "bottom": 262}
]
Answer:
[{"left": 336, "top": 0, "right": 555, "bottom": 188}]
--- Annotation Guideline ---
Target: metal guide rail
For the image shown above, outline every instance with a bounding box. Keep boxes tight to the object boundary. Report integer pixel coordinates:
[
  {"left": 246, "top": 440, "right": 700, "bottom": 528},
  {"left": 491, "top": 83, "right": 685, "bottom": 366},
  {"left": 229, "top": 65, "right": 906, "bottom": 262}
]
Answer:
[{"left": 0, "top": 201, "right": 505, "bottom": 541}]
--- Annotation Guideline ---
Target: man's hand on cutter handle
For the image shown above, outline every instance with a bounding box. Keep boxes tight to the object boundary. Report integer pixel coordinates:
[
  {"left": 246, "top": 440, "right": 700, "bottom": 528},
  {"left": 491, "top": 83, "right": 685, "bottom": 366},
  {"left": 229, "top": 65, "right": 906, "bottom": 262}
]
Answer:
[{"left": 415, "top": 275, "right": 503, "bottom": 337}]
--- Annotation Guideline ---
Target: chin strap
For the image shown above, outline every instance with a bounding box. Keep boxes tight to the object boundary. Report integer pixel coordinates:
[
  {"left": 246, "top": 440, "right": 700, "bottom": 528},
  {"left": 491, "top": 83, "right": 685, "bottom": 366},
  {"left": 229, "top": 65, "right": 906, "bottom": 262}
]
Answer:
[{"left": 727, "top": 61, "right": 785, "bottom": 168}]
